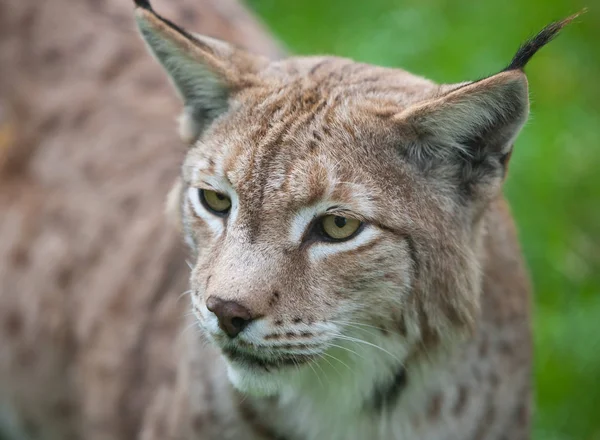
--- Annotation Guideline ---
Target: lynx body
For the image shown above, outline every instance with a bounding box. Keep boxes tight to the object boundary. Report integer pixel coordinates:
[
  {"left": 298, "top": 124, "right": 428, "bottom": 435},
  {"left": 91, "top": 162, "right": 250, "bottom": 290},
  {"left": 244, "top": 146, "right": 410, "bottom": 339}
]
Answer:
[{"left": 0, "top": 0, "right": 578, "bottom": 438}]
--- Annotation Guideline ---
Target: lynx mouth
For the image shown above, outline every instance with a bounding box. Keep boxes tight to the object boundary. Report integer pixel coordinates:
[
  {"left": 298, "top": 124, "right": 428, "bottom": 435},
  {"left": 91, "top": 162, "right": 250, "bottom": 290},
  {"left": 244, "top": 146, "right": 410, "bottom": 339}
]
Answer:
[{"left": 222, "top": 346, "right": 316, "bottom": 371}]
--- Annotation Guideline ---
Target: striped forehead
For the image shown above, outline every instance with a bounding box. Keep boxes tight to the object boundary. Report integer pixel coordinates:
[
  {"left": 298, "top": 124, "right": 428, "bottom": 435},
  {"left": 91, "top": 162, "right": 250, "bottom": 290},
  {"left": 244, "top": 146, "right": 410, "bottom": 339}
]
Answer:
[
  {"left": 184, "top": 137, "right": 377, "bottom": 217},
  {"left": 181, "top": 82, "right": 388, "bottom": 232}
]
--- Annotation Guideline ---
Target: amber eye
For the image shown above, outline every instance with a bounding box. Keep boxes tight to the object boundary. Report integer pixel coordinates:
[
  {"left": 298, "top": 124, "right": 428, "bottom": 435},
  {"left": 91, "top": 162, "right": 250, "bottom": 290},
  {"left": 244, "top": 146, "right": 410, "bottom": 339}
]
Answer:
[
  {"left": 200, "top": 189, "right": 231, "bottom": 215},
  {"left": 320, "top": 215, "right": 362, "bottom": 241}
]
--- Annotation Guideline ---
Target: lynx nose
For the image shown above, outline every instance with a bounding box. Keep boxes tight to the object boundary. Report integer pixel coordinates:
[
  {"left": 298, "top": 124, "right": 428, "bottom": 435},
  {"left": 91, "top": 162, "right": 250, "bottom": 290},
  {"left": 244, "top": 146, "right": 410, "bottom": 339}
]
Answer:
[{"left": 206, "top": 297, "right": 253, "bottom": 338}]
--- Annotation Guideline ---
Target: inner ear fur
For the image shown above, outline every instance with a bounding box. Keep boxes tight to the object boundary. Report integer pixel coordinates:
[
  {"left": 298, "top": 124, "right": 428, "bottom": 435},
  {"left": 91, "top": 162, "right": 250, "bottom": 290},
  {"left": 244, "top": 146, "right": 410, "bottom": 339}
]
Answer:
[
  {"left": 134, "top": 1, "right": 267, "bottom": 143},
  {"left": 395, "top": 71, "right": 529, "bottom": 199},
  {"left": 399, "top": 71, "right": 529, "bottom": 164}
]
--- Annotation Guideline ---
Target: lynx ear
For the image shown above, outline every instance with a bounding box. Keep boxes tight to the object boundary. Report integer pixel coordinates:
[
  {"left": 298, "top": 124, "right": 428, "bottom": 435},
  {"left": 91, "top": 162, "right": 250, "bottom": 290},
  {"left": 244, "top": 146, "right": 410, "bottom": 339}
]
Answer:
[
  {"left": 133, "top": 0, "right": 266, "bottom": 143},
  {"left": 398, "top": 13, "right": 581, "bottom": 199},
  {"left": 398, "top": 71, "right": 528, "bottom": 198},
  {"left": 400, "top": 70, "right": 528, "bottom": 166}
]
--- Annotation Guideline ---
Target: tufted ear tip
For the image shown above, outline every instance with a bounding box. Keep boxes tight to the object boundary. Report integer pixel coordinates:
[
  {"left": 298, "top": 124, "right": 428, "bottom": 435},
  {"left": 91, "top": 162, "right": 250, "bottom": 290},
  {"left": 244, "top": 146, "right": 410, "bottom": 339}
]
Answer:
[
  {"left": 505, "top": 10, "right": 584, "bottom": 71},
  {"left": 133, "top": 0, "right": 152, "bottom": 10},
  {"left": 133, "top": 0, "right": 265, "bottom": 144}
]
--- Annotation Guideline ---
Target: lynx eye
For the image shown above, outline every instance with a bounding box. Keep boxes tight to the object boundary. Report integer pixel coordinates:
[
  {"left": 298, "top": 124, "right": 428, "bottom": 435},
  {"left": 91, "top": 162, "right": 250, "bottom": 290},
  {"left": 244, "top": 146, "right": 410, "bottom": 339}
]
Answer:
[
  {"left": 320, "top": 215, "right": 362, "bottom": 241},
  {"left": 200, "top": 189, "right": 231, "bottom": 215}
]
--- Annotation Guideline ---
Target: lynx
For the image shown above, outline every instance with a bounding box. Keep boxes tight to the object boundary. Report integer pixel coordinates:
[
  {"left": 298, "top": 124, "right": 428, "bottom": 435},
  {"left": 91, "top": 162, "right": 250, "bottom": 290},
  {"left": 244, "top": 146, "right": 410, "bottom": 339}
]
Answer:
[
  {"left": 131, "top": 2, "right": 580, "bottom": 439},
  {"left": 0, "top": 0, "right": 577, "bottom": 438},
  {"left": 130, "top": 3, "right": 585, "bottom": 440}
]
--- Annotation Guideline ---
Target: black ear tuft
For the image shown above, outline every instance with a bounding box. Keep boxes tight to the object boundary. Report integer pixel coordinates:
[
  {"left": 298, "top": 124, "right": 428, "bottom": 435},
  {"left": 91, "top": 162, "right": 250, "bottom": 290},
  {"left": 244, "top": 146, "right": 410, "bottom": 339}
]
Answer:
[
  {"left": 134, "top": 0, "right": 266, "bottom": 143},
  {"left": 133, "top": 0, "right": 152, "bottom": 10},
  {"left": 505, "top": 11, "right": 584, "bottom": 71}
]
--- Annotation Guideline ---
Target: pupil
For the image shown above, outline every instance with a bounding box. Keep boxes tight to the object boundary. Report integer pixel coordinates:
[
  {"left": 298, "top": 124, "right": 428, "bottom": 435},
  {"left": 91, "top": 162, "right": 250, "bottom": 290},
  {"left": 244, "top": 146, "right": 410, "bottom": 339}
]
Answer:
[
  {"left": 334, "top": 216, "right": 347, "bottom": 228},
  {"left": 216, "top": 193, "right": 225, "bottom": 200}
]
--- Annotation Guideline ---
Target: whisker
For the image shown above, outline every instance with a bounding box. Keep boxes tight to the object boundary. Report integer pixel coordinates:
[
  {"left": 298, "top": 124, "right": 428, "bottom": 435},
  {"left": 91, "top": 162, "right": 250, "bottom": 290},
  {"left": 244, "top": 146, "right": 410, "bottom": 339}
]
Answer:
[
  {"left": 329, "top": 319, "right": 389, "bottom": 333},
  {"left": 291, "top": 357, "right": 301, "bottom": 375},
  {"left": 329, "top": 333, "right": 401, "bottom": 363},
  {"left": 315, "top": 352, "right": 341, "bottom": 377},
  {"left": 321, "top": 351, "right": 353, "bottom": 375},
  {"left": 418, "top": 339, "right": 435, "bottom": 365},
  {"left": 304, "top": 355, "right": 324, "bottom": 387},
  {"left": 237, "top": 392, "right": 249, "bottom": 406},
  {"left": 179, "top": 320, "right": 201, "bottom": 338},
  {"left": 329, "top": 320, "right": 381, "bottom": 339},
  {"left": 178, "top": 289, "right": 194, "bottom": 301},
  {"left": 310, "top": 356, "right": 330, "bottom": 385},
  {"left": 327, "top": 342, "right": 366, "bottom": 362}
]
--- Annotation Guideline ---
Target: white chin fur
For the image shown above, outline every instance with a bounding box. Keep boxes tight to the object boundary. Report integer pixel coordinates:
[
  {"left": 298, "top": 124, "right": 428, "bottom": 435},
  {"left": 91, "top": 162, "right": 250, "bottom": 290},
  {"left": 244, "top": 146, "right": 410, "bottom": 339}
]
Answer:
[{"left": 226, "top": 362, "right": 285, "bottom": 397}]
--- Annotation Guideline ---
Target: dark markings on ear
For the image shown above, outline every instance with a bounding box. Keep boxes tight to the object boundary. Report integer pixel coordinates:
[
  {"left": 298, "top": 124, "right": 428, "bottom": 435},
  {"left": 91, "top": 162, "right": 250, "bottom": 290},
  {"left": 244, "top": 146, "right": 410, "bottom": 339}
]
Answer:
[
  {"left": 367, "top": 366, "right": 407, "bottom": 412},
  {"left": 133, "top": 0, "right": 152, "bottom": 9},
  {"left": 505, "top": 11, "right": 584, "bottom": 71},
  {"left": 397, "top": 70, "right": 529, "bottom": 202},
  {"left": 135, "top": 1, "right": 218, "bottom": 58},
  {"left": 453, "top": 80, "right": 526, "bottom": 197},
  {"left": 134, "top": 0, "right": 263, "bottom": 142}
]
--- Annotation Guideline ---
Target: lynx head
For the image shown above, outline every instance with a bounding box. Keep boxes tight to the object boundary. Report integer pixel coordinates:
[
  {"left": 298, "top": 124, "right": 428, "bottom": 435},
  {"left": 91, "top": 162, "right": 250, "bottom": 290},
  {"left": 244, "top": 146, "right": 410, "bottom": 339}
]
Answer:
[{"left": 134, "top": 0, "right": 577, "bottom": 397}]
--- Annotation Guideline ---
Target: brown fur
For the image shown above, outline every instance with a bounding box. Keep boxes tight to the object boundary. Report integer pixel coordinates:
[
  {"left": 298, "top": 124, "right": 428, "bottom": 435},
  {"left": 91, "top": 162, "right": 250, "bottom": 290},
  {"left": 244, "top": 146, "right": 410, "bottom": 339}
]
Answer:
[
  {"left": 0, "top": 1, "right": 280, "bottom": 439},
  {"left": 130, "top": 2, "right": 545, "bottom": 439},
  {"left": 1, "top": 0, "right": 573, "bottom": 439}
]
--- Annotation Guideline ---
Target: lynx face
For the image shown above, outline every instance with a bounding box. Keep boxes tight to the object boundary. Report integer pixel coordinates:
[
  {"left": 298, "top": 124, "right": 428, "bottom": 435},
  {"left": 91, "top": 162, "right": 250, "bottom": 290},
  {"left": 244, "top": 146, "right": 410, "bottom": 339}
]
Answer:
[
  {"left": 179, "top": 83, "right": 430, "bottom": 394},
  {"left": 134, "top": 1, "right": 569, "bottom": 396}
]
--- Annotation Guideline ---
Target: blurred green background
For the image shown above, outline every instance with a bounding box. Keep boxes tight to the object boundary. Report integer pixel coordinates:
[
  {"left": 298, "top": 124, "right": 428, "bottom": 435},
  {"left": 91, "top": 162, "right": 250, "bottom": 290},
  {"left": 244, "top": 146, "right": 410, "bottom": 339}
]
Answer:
[{"left": 246, "top": 1, "right": 600, "bottom": 439}]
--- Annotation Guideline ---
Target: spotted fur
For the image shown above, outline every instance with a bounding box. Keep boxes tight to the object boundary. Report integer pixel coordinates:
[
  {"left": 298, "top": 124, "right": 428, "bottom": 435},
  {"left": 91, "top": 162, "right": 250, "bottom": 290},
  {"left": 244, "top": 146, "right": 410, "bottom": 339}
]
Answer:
[
  {"left": 131, "top": 2, "right": 578, "bottom": 440},
  {"left": 0, "top": 0, "right": 577, "bottom": 438}
]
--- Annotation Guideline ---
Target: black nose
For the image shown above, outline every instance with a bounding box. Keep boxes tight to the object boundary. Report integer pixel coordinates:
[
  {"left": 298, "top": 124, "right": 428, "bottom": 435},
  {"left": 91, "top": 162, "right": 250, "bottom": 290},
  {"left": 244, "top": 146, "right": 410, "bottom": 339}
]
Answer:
[{"left": 206, "top": 297, "right": 253, "bottom": 338}]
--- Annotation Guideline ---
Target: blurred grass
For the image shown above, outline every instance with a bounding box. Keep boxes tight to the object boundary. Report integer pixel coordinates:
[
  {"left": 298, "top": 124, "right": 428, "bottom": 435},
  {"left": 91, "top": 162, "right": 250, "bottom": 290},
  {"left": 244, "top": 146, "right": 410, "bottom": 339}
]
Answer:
[{"left": 246, "top": 1, "right": 600, "bottom": 438}]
